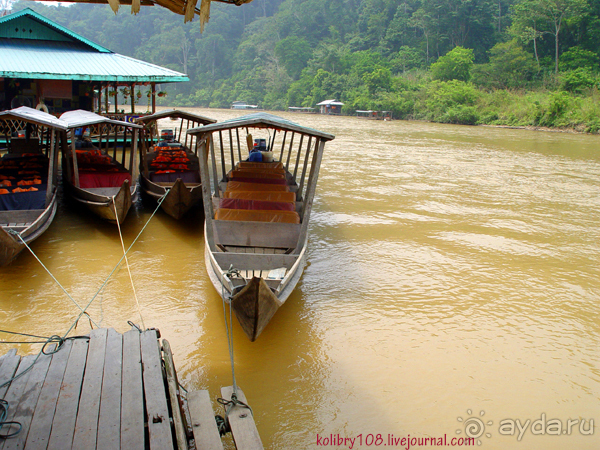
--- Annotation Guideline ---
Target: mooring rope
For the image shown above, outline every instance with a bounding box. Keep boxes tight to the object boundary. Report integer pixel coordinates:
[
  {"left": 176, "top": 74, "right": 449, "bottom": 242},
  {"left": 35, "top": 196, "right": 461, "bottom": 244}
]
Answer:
[
  {"left": 214, "top": 266, "right": 252, "bottom": 435},
  {"left": 113, "top": 200, "right": 145, "bottom": 331},
  {"left": 7, "top": 230, "right": 101, "bottom": 329},
  {"left": 62, "top": 190, "right": 168, "bottom": 339},
  {"left": 0, "top": 331, "right": 90, "bottom": 439},
  {"left": 0, "top": 399, "right": 21, "bottom": 439}
]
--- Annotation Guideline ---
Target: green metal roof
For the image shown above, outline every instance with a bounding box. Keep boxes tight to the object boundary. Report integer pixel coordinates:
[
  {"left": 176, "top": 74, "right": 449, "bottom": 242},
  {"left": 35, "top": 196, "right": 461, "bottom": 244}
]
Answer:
[
  {"left": 0, "top": 9, "right": 188, "bottom": 83},
  {"left": 0, "top": 8, "right": 110, "bottom": 53}
]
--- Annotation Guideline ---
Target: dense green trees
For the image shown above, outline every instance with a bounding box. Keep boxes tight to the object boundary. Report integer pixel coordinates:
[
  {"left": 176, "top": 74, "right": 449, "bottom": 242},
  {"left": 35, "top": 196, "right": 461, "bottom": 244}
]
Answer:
[{"left": 8, "top": 0, "right": 600, "bottom": 131}]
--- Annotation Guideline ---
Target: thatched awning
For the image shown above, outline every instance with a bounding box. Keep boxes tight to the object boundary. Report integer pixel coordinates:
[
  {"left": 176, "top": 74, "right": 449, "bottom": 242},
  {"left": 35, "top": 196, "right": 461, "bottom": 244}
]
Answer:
[{"left": 43, "top": 0, "right": 254, "bottom": 31}]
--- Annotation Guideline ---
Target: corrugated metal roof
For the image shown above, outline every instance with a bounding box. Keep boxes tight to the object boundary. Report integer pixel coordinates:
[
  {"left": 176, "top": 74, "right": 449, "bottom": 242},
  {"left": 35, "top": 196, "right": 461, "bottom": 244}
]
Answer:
[
  {"left": 0, "top": 9, "right": 188, "bottom": 83},
  {"left": 0, "top": 8, "right": 111, "bottom": 53},
  {"left": 0, "top": 39, "right": 188, "bottom": 82}
]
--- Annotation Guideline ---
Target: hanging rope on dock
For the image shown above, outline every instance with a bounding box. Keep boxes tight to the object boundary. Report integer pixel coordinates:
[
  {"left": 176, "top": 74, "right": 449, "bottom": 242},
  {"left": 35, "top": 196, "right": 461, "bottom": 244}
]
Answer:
[
  {"left": 0, "top": 399, "right": 22, "bottom": 439},
  {"left": 113, "top": 200, "right": 145, "bottom": 331}
]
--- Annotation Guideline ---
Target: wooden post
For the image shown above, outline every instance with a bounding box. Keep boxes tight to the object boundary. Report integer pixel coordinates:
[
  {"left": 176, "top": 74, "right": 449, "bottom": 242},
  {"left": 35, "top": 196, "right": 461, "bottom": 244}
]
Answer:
[
  {"left": 114, "top": 83, "right": 118, "bottom": 114},
  {"left": 229, "top": 129, "right": 235, "bottom": 171},
  {"left": 297, "top": 136, "right": 312, "bottom": 201},
  {"left": 45, "top": 129, "right": 56, "bottom": 207},
  {"left": 162, "top": 340, "right": 187, "bottom": 450},
  {"left": 279, "top": 130, "right": 287, "bottom": 163},
  {"left": 131, "top": 83, "right": 135, "bottom": 114},
  {"left": 198, "top": 135, "right": 216, "bottom": 252},
  {"left": 236, "top": 128, "right": 242, "bottom": 162},
  {"left": 220, "top": 386, "right": 263, "bottom": 450},
  {"left": 151, "top": 82, "right": 156, "bottom": 114},
  {"left": 293, "top": 134, "right": 304, "bottom": 179},
  {"left": 294, "top": 138, "right": 325, "bottom": 254},
  {"left": 71, "top": 129, "right": 80, "bottom": 188},
  {"left": 130, "top": 128, "right": 138, "bottom": 179},
  {"left": 285, "top": 132, "right": 295, "bottom": 171},
  {"left": 218, "top": 131, "right": 226, "bottom": 179}
]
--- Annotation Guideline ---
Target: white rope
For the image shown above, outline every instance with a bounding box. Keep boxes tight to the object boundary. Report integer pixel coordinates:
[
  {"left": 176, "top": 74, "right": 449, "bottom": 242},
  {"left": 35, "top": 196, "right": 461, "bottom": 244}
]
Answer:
[
  {"left": 8, "top": 229, "right": 101, "bottom": 329},
  {"left": 63, "top": 190, "right": 169, "bottom": 338},
  {"left": 221, "top": 266, "right": 240, "bottom": 395},
  {"left": 113, "top": 199, "right": 145, "bottom": 330}
]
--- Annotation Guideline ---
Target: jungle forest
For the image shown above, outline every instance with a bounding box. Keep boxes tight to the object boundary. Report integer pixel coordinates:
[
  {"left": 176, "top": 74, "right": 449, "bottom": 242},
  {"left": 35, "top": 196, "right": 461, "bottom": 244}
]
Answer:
[{"left": 6, "top": 0, "right": 600, "bottom": 131}]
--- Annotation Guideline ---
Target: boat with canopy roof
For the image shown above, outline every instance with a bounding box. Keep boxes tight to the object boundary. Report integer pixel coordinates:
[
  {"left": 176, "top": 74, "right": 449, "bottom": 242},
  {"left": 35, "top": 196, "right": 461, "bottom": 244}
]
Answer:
[
  {"left": 60, "top": 110, "right": 142, "bottom": 224},
  {"left": 0, "top": 106, "right": 64, "bottom": 266},
  {"left": 187, "top": 112, "right": 335, "bottom": 341},
  {"left": 135, "top": 110, "right": 216, "bottom": 219}
]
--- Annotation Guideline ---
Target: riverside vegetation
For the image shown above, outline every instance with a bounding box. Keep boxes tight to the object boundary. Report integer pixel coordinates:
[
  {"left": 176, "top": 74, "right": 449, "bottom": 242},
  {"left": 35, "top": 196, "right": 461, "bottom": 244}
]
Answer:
[{"left": 8, "top": 0, "right": 600, "bottom": 133}]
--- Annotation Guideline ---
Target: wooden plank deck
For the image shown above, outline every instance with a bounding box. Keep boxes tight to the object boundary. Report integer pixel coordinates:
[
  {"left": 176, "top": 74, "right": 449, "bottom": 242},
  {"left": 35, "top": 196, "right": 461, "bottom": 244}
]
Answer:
[{"left": 0, "top": 328, "right": 262, "bottom": 450}]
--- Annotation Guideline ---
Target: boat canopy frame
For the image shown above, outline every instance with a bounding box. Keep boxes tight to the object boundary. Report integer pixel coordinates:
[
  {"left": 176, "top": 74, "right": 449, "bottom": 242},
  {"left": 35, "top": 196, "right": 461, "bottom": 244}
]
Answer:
[{"left": 187, "top": 112, "right": 334, "bottom": 256}]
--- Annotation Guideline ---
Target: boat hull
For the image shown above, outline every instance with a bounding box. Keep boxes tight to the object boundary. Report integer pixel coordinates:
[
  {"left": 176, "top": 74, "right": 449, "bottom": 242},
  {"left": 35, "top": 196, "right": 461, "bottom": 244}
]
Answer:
[
  {"left": 140, "top": 176, "right": 202, "bottom": 220},
  {"left": 204, "top": 229, "right": 307, "bottom": 341},
  {"left": 0, "top": 190, "right": 58, "bottom": 266},
  {"left": 65, "top": 179, "right": 134, "bottom": 225}
]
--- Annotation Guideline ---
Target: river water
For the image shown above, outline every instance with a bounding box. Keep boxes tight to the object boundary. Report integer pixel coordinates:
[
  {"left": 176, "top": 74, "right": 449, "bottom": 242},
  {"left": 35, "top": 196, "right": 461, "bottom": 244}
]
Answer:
[{"left": 1, "top": 109, "right": 599, "bottom": 449}]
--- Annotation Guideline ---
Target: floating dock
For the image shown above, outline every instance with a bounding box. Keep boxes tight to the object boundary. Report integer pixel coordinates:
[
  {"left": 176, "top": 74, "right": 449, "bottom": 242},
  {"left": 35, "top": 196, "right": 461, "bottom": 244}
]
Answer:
[{"left": 0, "top": 328, "right": 262, "bottom": 449}]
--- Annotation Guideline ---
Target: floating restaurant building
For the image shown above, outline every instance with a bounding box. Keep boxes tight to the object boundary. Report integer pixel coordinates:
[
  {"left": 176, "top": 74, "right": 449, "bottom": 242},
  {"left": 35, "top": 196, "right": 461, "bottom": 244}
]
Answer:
[{"left": 0, "top": 8, "right": 188, "bottom": 117}]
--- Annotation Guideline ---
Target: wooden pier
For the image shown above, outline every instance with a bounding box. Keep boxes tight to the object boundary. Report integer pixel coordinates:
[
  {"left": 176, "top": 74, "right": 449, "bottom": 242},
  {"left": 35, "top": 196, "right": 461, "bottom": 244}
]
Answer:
[{"left": 0, "top": 328, "right": 263, "bottom": 450}]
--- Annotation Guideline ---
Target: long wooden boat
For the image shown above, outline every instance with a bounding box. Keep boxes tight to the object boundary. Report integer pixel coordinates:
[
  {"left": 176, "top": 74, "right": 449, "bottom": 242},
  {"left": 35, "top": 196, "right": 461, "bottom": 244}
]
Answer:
[
  {"left": 60, "top": 110, "right": 142, "bottom": 224},
  {"left": 0, "top": 106, "right": 65, "bottom": 266},
  {"left": 187, "top": 113, "right": 335, "bottom": 341},
  {"left": 136, "top": 110, "right": 216, "bottom": 219}
]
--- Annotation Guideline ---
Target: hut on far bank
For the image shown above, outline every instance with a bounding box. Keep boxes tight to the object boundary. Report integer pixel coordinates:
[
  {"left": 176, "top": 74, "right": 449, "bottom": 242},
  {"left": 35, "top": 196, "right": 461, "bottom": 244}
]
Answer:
[
  {"left": 316, "top": 99, "right": 343, "bottom": 115},
  {"left": 0, "top": 8, "right": 188, "bottom": 118}
]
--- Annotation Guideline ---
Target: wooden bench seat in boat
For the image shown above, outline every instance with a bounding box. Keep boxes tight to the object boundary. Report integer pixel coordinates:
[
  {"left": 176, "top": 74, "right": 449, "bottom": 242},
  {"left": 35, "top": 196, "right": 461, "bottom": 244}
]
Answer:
[
  {"left": 215, "top": 208, "right": 300, "bottom": 224},
  {"left": 219, "top": 197, "right": 295, "bottom": 211},
  {"left": 234, "top": 167, "right": 286, "bottom": 176},
  {"left": 226, "top": 181, "right": 290, "bottom": 192},
  {"left": 238, "top": 161, "right": 284, "bottom": 170},
  {"left": 229, "top": 169, "right": 285, "bottom": 180},
  {"left": 229, "top": 176, "right": 287, "bottom": 185},
  {"left": 223, "top": 191, "right": 296, "bottom": 202}
]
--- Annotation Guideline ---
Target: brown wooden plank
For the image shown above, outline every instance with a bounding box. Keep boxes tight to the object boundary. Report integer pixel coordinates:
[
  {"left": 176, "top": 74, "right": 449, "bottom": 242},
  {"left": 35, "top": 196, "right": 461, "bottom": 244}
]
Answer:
[
  {"left": 220, "top": 386, "right": 263, "bottom": 450},
  {"left": 0, "top": 354, "right": 36, "bottom": 450},
  {"left": 214, "top": 252, "right": 298, "bottom": 271},
  {"left": 188, "top": 390, "right": 224, "bottom": 450},
  {"left": 161, "top": 339, "right": 187, "bottom": 450},
  {"left": 0, "top": 352, "right": 20, "bottom": 398},
  {"left": 71, "top": 328, "right": 108, "bottom": 450},
  {"left": 96, "top": 328, "right": 123, "bottom": 450},
  {"left": 24, "top": 340, "right": 73, "bottom": 450},
  {"left": 140, "top": 330, "right": 174, "bottom": 450},
  {"left": 46, "top": 337, "right": 89, "bottom": 450},
  {"left": 3, "top": 352, "right": 52, "bottom": 450},
  {"left": 120, "top": 330, "right": 144, "bottom": 450},
  {"left": 212, "top": 221, "right": 300, "bottom": 249}
]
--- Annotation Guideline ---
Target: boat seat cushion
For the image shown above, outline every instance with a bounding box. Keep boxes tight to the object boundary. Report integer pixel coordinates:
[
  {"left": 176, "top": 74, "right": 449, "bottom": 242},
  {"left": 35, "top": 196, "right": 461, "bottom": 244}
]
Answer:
[
  {"left": 0, "top": 154, "right": 49, "bottom": 210},
  {"left": 238, "top": 161, "right": 283, "bottom": 170},
  {"left": 219, "top": 197, "right": 295, "bottom": 211},
  {"left": 215, "top": 208, "right": 300, "bottom": 224},
  {"left": 228, "top": 176, "right": 287, "bottom": 185},
  {"left": 223, "top": 191, "right": 296, "bottom": 202},
  {"left": 234, "top": 167, "right": 286, "bottom": 176},
  {"left": 226, "top": 181, "right": 289, "bottom": 192},
  {"left": 149, "top": 171, "right": 200, "bottom": 183},
  {"left": 74, "top": 171, "right": 132, "bottom": 189},
  {"left": 229, "top": 170, "right": 285, "bottom": 180}
]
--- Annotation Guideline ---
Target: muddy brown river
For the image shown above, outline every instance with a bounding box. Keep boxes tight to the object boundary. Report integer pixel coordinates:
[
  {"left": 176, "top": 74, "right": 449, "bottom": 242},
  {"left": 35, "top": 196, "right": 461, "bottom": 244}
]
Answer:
[{"left": 1, "top": 109, "right": 599, "bottom": 449}]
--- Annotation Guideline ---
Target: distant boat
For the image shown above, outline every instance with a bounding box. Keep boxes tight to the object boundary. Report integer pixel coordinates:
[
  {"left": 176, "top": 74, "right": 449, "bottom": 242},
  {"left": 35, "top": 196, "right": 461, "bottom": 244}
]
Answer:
[
  {"left": 0, "top": 106, "right": 64, "bottom": 266},
  {"left": 188, "top": 113, "right": 335, "bottom": 341},
  {"left": 60, "top": 110, "right": 142, "bottom": 224},
  {"left": 135, "top": 110, "right": 216, "bottom": 220}
]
